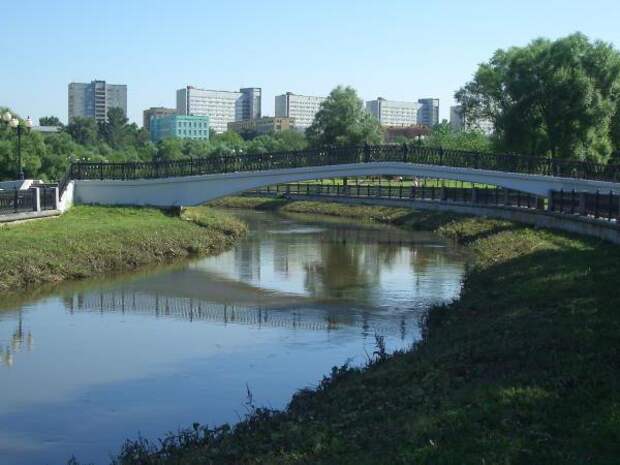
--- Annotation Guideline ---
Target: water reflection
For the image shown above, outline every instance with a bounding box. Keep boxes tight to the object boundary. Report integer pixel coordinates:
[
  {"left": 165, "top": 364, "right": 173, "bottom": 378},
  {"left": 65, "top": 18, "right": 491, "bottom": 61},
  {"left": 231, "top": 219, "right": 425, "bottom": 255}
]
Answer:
[
  {"left": 65, "top": 291, "right": 341, "bottom": 333},
  {"left": 0, "top": 311, "right": 34, "bottom": 367},
  {"left": 0, "top": 209, "right": 466, "bottom": 465}
]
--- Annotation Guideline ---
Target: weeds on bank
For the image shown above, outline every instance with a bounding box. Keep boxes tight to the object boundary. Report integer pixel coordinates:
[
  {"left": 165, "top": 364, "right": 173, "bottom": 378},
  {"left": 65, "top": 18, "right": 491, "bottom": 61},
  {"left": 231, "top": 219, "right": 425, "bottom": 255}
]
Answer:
[
  {"left": 0, "top": 205, "right": 246, "bottom": 293},
  {"left": 69, "top": 201, "right": 620, "bottom": 464}
]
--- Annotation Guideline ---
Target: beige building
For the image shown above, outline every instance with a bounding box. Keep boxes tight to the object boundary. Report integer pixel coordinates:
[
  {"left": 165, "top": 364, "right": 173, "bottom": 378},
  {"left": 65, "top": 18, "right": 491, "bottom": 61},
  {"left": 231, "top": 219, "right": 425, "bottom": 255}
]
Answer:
[
  {"left": 228, "top": 116, "right": 295, "bottom": 137},
  {"left": 143, "top": 107, "right": 176, "bottom": 131}
]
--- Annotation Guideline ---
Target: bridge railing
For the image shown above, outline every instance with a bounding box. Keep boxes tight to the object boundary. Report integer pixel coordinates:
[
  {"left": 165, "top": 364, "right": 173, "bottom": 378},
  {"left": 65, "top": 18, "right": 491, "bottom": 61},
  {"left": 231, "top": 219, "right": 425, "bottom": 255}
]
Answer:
[
  {"left": 67, "top": 145, "right": 620, "bottom": 183},
  {"left": 253, "top": 182, "right": 620, "bottom": 222},
  {"left": 254, "top": 183, "right": 542, "bottom": 210},
  {"left": 550, "top": 189, "right": 620, "bottom": 221}
]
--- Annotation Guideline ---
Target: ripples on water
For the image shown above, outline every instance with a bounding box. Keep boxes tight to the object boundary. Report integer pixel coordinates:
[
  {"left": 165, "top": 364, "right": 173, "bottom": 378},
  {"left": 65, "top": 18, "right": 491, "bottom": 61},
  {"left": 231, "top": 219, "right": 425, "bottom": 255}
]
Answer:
[{"left": 0, "top": 209, "right": 466, "bottom": 465}]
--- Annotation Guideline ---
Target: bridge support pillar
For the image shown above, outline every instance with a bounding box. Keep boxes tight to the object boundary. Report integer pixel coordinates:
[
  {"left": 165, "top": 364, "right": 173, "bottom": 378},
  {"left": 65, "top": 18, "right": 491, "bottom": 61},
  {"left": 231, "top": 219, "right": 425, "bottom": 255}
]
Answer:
[
  {"left": 503, "top": 189, "right": 510, "bottom": 206},
  {"left": 536, "top": 197, "right": 546, "bottom": 211},
  {"left": 471, "top": 188, "right": 478, "bottom": 204}
]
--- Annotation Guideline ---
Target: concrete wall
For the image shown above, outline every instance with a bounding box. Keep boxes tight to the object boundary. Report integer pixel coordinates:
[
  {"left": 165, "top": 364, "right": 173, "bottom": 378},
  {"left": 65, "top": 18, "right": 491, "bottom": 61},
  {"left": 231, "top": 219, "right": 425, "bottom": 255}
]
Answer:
[
  {"left": 74, "top": 162, "right": 620, "bottom": 208},
  {"left": 58, "top": 181, "right": 75, "bottom": 212},
  {"left": 266, "top": 193, "right": 620, "bottom": 245}
]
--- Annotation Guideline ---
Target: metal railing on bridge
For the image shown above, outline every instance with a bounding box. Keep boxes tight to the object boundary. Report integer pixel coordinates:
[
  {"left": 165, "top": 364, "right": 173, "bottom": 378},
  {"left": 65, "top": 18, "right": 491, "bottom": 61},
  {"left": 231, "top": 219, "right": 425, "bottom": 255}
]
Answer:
[
  {"left": 255, "top": 182, "right": 542, "bottom": 211},
  {"left": 550, "top": 189, "right": 620, "bottom": 221},
  {"left": 66, "top": 144, "right": 620, "bottom": 185},
  {"left": 252, "top": 182, "right": 620, "bottom": 223}
]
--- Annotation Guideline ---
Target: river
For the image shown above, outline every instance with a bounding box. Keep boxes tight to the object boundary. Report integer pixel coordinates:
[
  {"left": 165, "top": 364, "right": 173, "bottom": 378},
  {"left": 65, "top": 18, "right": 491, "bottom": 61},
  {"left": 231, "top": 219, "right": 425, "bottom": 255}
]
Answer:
[{"left": 0, "top": 209, "right": 466, "bottom": 465}]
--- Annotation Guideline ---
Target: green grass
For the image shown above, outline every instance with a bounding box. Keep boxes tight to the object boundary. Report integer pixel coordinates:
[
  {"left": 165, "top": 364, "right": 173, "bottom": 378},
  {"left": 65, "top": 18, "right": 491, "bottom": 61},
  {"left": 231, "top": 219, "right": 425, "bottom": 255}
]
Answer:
[
  {"left": 0, "top": 205, "right": 246, "bottom": 293},
  {"left": 105, "top": 198, "right": 620, "bottom": 465},
  {"left": 210, "top": 196, "right": 465, "bottom": 229}
]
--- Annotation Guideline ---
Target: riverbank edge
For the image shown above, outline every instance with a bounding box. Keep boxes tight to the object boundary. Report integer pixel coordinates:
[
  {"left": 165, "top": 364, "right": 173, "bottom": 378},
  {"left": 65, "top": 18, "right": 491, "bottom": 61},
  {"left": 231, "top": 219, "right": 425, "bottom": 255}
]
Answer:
[
  {"left": 0, "top": 205, "right": 247, "bottom": 295},
  {"left": 102, "top": 195, "right": 619, "bottom": 464}
]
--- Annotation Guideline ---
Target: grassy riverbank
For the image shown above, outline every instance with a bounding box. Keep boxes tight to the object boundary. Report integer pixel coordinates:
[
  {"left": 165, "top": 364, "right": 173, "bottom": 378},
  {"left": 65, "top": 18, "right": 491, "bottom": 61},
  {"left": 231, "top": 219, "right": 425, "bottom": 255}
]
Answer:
[
  {"left": 0, "top": 206, "right": 246, "bottom": 294},
  {"left": 209, "top": 195, "right": 463, "bottom": 229},
  {"left": 103, "top": 197, "right": 620, "bottom": 465}
]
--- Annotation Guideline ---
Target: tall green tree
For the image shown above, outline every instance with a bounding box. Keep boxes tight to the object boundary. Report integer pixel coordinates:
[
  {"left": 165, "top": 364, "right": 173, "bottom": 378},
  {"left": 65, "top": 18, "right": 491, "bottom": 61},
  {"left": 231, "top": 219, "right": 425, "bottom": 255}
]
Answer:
[
  {"left": 456, "top": 33, "right": 620, "bottom": 162},
  {"left": 306, "top": 86, "right": 383, "bottom": 147},
  {"left": 39, "top": 116, "right": 63, "bottom": 127},
  {"left": 98, "top": 107, "right": 128, "bottom": 148},
  {"left": 66, "top": 117, "right": 99, "bottom": 146}
]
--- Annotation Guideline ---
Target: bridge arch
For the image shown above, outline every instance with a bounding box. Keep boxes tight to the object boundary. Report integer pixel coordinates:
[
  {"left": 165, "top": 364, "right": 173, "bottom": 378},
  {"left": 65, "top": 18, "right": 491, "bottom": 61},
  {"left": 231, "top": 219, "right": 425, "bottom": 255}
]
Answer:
[{"left": 73, "top": 162, "right": 620, "bottom": 207}]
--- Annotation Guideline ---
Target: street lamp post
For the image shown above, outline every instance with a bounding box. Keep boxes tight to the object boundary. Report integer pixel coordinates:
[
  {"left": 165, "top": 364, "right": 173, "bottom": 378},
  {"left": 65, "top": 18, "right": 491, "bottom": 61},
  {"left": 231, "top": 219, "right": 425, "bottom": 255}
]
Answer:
[{"left": 2, "top": 111, "right": 33, "bottom": 180}]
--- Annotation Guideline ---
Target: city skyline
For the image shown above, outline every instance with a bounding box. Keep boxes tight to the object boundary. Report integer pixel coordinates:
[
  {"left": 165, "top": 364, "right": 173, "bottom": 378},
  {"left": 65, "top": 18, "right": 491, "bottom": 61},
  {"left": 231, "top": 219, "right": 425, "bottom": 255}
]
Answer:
[{"left": 2, "top": 0, "right": 620, "bottom": 126}]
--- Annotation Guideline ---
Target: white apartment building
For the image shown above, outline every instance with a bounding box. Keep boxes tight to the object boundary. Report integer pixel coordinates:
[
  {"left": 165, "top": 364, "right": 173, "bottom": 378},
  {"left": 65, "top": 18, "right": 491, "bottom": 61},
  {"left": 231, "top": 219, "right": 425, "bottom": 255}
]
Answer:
[
  {"left": 176, "top": 86, "right": 261, "bottom": 133},
  {"left": 450, "top": 105, "right": 494, "bottom": 135},
  {"left": 275, "top": 92, "right": 326, "bottom": 130},
  {"left": 366, "top": 98, "right": 419, "bottom": 127}
]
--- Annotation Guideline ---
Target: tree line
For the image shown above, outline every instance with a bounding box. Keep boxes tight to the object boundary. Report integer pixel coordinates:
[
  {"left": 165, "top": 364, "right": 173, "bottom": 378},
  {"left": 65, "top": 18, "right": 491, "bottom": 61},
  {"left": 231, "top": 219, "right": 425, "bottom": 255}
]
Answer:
[{"left": 2, "top": 32, "right": 619, "bottom": 181}]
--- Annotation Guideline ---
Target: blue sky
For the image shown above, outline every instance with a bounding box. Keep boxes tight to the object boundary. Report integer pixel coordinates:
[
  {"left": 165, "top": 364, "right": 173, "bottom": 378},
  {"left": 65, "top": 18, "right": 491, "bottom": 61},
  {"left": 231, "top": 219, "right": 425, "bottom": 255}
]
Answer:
[{"left": 1, "top": 0, "right": 619, "bottom": 126}]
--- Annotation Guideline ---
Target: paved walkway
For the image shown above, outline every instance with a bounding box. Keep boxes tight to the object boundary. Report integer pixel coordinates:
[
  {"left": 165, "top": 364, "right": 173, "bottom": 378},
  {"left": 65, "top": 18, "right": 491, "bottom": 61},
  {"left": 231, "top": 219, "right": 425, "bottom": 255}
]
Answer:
[{"left": 0, "top": 210, "right": 61, "bottom": 224}]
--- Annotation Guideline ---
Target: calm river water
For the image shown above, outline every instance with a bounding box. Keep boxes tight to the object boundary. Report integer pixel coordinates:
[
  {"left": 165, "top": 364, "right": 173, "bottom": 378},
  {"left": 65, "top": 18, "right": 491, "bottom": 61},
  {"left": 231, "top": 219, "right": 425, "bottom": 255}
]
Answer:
[{"left": 0, "top": 210, "right": 466, "bottom": 465}]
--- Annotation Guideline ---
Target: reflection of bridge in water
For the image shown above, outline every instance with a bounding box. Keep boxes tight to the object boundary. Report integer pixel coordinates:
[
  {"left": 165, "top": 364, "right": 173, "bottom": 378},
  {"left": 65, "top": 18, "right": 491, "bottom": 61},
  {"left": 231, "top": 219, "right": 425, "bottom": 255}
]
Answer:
[{"left": 63, "top": 290, "right": 414, "bottom": 338}]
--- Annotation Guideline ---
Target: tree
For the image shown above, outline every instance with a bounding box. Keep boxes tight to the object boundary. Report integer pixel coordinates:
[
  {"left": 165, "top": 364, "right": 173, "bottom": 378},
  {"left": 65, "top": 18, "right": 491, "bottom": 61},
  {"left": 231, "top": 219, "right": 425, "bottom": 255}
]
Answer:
[
  {"left": 208, "top": 130, "right": 246, "bottom": 155},
  {"left": 424, "top": 122, "right": 493, "bottom": 153},
  {"left": 39, "top": 116, "right": 63, "bottom": 127},
  {"left": 98, "top": 107, "right": 128, "bottom": 149},
  {"left": 156, "top": 138, "right": 184, "bottom": 161},
  {"left": 273, "top": 129, "right": 308, "bottom": 151},
  {"left": 66, "top": 117, "right": 99, "bottom": 146},
  {"left": 456, "top": 33, "right": 620, "bottom": 162},
  {"left": 306, "top": 86, "right": 383, "bottom": 147},
  {"left": 611, "top": 100, "right": 620, "bottom": 154}
]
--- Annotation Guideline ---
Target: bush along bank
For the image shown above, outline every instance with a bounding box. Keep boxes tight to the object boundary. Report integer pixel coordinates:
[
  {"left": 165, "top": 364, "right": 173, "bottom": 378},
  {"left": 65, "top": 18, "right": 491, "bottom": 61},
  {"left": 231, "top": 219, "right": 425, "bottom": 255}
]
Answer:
[
  {"left": 0, "top": 205, "right": 247, "bottom": 294},
  {"left": 94, "top": 197, "right": 620, "bottom": 465}
]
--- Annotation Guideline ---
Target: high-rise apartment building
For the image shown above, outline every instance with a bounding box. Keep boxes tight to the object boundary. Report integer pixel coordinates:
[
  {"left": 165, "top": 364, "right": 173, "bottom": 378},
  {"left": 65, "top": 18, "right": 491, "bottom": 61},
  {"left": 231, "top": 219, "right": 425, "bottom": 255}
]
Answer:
[
  {"left": 450, "top": 105, "right": 494, "bottom": 135},
  {"left": 275, "top": 92, "right": 326, "bottom": 130},
  {"left": 366, "top": 97, "right": 419, "bottom": 127},
  {"left": 68, "top": 80, "right": 127, "bottom": 123},
  {"left": 176, "top": 86, "right": 262, "bottom": 133},
  {"left": 417, "top": 98, "right": 440, "bottom": 128},
  {"left": 149, "top": 114, "right": 210, "bottom": 142},
  {"left": 143, "top": 107, "right": 176, "bottom": 131},
  {"left": 240, "top": 88, "right": 262, "bottom": 121}
]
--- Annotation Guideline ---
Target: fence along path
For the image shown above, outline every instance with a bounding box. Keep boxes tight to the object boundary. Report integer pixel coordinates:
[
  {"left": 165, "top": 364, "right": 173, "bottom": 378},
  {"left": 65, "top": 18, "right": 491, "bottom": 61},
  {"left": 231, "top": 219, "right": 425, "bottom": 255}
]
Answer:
[{"left": 253, "top": 182, "right": 620, "bottom": 222}]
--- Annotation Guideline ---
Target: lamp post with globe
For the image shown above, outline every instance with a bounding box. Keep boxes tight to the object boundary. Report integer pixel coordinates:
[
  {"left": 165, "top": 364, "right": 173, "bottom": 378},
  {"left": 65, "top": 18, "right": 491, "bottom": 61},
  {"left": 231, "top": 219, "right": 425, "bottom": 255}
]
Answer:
[{"left": 2, "top": 111, "right": 33, "bottom": 180}]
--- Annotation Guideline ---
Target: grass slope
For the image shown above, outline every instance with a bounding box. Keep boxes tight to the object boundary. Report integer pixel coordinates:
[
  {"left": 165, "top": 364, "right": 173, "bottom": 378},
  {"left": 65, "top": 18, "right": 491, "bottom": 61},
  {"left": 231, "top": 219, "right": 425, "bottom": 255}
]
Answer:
[
  {"left": 0, "top": 205, "right": 246, "bottom": 293},
  {"left": 105, "top": 197, "right": 620, "bottom": 465}
]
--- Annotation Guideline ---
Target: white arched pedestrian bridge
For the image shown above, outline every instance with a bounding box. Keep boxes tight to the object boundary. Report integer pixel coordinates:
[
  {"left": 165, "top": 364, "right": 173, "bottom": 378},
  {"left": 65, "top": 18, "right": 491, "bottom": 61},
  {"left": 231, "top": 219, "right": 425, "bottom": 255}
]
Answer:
[{"left": 65, "top": 145, "right": 620, "bottom": 207}]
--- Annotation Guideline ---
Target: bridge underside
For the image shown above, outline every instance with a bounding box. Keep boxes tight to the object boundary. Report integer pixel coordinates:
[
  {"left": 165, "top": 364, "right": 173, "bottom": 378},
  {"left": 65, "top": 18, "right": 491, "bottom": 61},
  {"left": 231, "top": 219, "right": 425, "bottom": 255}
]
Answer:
[{"left": 73, "top": 162, "right": 620, "bottom": 207}]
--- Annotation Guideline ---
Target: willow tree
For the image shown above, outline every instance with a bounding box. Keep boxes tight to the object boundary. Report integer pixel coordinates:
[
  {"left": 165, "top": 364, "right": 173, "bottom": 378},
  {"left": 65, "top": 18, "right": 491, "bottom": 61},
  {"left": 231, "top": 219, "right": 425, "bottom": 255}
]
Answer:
[{"left": 456, "top": 33, "right": 620, "bottom": 162}]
